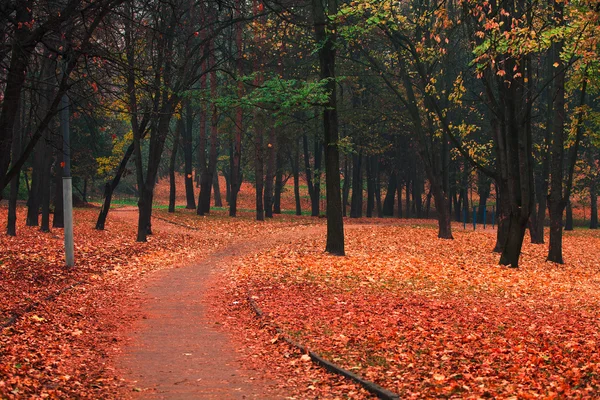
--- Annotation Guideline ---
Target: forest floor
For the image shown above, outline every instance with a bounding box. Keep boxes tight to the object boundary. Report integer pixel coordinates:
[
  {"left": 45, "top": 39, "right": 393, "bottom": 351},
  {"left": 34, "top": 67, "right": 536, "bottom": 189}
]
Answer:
[{"left": 1, "top": 195, "right": 600, "bottom": 398}]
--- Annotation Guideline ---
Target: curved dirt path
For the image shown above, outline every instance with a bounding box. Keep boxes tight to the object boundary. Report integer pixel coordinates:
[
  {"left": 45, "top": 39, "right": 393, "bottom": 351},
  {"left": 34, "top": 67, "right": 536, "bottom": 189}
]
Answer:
[{"left": 117, "top": 213, "right": 324, "bottom": 399}]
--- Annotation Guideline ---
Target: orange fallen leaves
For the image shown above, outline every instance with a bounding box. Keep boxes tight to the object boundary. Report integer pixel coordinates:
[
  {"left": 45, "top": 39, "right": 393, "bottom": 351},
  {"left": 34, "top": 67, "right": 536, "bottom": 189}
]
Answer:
[{"left": 225, "top": 221, "right": 600, "bottom": 398}]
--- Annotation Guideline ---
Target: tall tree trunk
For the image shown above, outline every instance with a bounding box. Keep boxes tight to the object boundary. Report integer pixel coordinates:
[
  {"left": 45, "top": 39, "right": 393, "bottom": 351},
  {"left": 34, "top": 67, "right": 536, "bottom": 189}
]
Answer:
[
  {"left": 312, "top": 0, "right": 344, "bottom": 255},
  {"left": 273, "top": 147, "right": 283, "bottom": 214},
  {"left": 7, "top": 98, "right": 22, "bottom": 236},
  {"left": 264, "top": 126, "right": 276, "bottom": 218},
  {"left": 342, "top": 154, "right": 350, "bottom": 217},
  {"left": 40, "top": 145, "right": 52, "bottom": 233},
  {"left": 590, "top": 180, "right": 598, "bottom": 229},
  {"left": 229, "top": 0, "right": 244, "bottom": 217},
  {"left": 547, "top": 0, "right": 566, "bottom": 264},
  {"left": 53, "top": 143, "right": 64, "bottom": 228},
  {"left": 382, "top": 172, "right": 396, "bottom": 216},
  {"left": 397, "top": 178, "right": 403, "bottom": 218},
  {"left": 350, "top": 151, "right": 363, "bottom": 218},
  {"left": 565, "top": 200, "right": 573, "bottom": 231},
  {"left": 366, "top": 155, "right": 374, "bottom": 218},
  {"left": 476, "top": 171, "right": 490, "bottom": 224},
  {"left": 254, "top": 112, "right": 265, "bottom": 221},
  {"left": 291, "top": 140, "right": 302, "bottom": 216},
  {"left": 183, "top": 103, "right": 196, "bottom": 209},
  {"left": 197, "top": 53, "right": 208, "bottom": 216},
  {"left": 405, "top": 178, "right": 411, "bottom": 219},
  {"left": 0, "top": 1, "right": 33, "bottom": 188},
  {"left": 213, "top": 171, "right": 222, "bottom": 207},
  {"left": 168, "top": 121, "right": 181, "bottom": 213}
]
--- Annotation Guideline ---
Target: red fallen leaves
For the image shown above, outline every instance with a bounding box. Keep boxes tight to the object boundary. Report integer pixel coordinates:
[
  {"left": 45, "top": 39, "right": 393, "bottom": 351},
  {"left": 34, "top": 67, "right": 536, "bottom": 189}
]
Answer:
[
  {"left": 0, "top": 206, "right": 318, "bottom": 398},
  {"left": 225, "top": 221, "right": 600, "bottom": 398}
]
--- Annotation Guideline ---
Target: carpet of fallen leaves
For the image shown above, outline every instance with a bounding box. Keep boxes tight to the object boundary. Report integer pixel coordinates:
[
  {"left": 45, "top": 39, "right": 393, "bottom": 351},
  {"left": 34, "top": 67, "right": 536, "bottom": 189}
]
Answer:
[
  {"left": 0, "top": 205, "right": 320, "bottom": 398},
  {"left": 225, "top": 220, "right": 600, "bottom": 398}
]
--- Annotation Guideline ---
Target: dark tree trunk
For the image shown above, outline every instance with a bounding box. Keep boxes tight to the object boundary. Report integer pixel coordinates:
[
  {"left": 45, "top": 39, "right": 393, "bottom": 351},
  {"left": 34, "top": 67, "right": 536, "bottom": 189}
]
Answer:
[
  {"left": 374, "top": 159, "right": 383, "bottom": 218},
  {"left": 366, "top": 155, "right": 375, "bottom": 218},
  {"left": 230, "top": 1, "right": 244, "bottom": 217},
  {"left": 397, "top": 179, "right": 403, "bottom": 219},
  {"left": 255, "top": 112, "right": 265, "bottom": 221},
  {"left": 590, "top": 181, "right": 598, "bottom": 229},
  {"left": 213, "top": 171, "right": 222, "bottom": 207},
  {"left": 547, "top": 0, "right": 567, "bottom": 264},
  {"left": 0, "top": 1, "right": 33, "bottom": 189},
  {"left": 197, "top": 52, "right": 208, "bottom": 216},
  {"left": 313, "top": 0, "right": 344, "bottom": 255},
  {"left": 291, "top": 141, "right": 302, "bottom": 216},
  {"left": 53, "top": 147, "right": 64, "bottom": 229},
  {"left": 425, "top": 188, "right": 432, "bottom": 219},
  {"left": 273, "top": 147, "right": 283, "bottom": 214},
  {"left": 432, "top": 182, "right": 453, "bottom": 239},
  {"left": 405, "top": 178, "right": 410, "bottom": 219},
  {"left": 39, "top": 134, "right": 53, "bottom": 233},
  {"left": 476, "top": 171, "right": 490, "bottom": 224},
  {"left": 413, "top": 168, "right": 423, "bottom": 218},
  {"left": 168, "top": 121, "right": 181, "bottom": 213},
  {"left": 350, "top": 151, "right": 363, "bottom": 218},
  {"left": 264, "top": 127, "right": 276, "bottom": 218},
  {"left": 564, "top": 200, "right": 573, "bottom": 231},
  {"left": 96, "top": 143, "right": 135, "bottom": 230},
  {"left": 7, "top": 99, "right": 22, "bottom": 236},
  {"left": 382, "top": 172, "right": 396, "bottom": 217},
  {"left": 183, "top": 103, "right": 196, "bottom": 209},
  {"left": 342, "top": 154, "right": 350, "bottom": 217}
]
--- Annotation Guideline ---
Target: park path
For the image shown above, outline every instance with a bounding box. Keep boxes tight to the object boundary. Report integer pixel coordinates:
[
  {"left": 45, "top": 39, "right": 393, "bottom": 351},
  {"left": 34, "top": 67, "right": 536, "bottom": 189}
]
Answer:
[{"left": 116, "top": 212, "right": 324, "bottom": 399}]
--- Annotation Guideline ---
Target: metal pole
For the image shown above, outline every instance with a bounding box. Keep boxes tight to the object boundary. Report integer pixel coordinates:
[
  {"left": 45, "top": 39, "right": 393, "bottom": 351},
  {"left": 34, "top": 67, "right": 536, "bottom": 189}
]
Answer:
[{"left": 61, "top": 92, "right": 74, "bottom": 267}]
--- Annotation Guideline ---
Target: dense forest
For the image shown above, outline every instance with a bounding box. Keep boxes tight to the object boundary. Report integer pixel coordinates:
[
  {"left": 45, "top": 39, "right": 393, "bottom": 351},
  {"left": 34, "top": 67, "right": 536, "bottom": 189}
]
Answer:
[{"left": 1, "top": 0, "right": 599, "bottom": 268}]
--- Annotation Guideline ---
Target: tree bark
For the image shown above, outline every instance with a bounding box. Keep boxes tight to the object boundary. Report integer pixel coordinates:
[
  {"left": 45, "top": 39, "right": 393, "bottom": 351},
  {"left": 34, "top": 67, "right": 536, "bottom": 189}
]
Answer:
[
  {"left": 350, "top": 151, "right": 363, "bottom": 218},
  {"left": 213, "top": 171, "right": 223, "bottom": 207},
  {"left": 183, "top": 103, "right": 196, "bottom": 209},
  {"left": 382, "top": 172, "right": 396, "bottom": 216},
  {"left": 312, "top": 0, "right": 344, "bottom": 255},
  {"left": 264, "top": 126, "right": 276, "bottom": 218},
  {"left": 168, "top": 121, "right": 181, "bottom": 213}
]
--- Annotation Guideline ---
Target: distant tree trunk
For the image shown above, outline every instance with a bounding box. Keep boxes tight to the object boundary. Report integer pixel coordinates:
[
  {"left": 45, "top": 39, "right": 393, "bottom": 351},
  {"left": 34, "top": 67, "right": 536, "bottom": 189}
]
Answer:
[
  {"left": 53, "top": 146, "right": 64, "bottom": 228},
  {"left": 39, "top": 134, "right": 53, "bottom": 233},
  {"left": 452, "top": 190, "right": 460, "bottom": 222},
  {"left": 168, "top": 121, "right": 181, "bottom": 213},
  {"left": 342, "top": 154, "right": 350, "bottom": 216},
  {"left": 183, "top": 103, "right": 196, "bottom": 209},
  {"left": 476, "top": 171, "right": 490, "bottom": 224},
  {"left": 291, "top": 141, "right": 302, "bottom": 216},
  {"left": 197, "top": 53, "right": 208, "bottom": 216},
  {"left": 374, "top": 159, "right": 382, "bottom": 218},
  {"left": 213, "top": 171, "right": 222, "bottom": 207},
  {"left": 591, "top": 181, "right": 598, "bottom": 229},
  {"left": 413, "top": 168, "right": 423, "bottom": 218},
  {"left": 405, "top": 178, "right": 410, "bottom": 219},
  {"left": 425, "top": 188, "right": 432, "bottom": 218},
  {"left": 96, "top": 142, "right": 135, "bottom": 230},
  {"left": 273, "top": 148, "right": 283, "bottom": 214},
  {"left": 397, "top": 179, "right": 402, "bottom": 218},
  {"left": 350, "top": 151, "right": 363, "bottom": 218},
  {"left": 264, "top": 127, "right": 276, "bottom": 218},
  {"left": 7, "top": 100, "right": 22, "bottom": 236},
  {"left": 366, "top": 155, "right": 375, "bottom": 218},
  {"left": 565, "top": 200, "right": 573, "bottom": 231},
  {"left": 306, "top": 134, "right": 322, "bottom": 217},
  {"left": 382, "top": 172, "right": 396, "bottom": 216},
  {"left": 255, "top": 111, "right": 265, "bottom": 221}
]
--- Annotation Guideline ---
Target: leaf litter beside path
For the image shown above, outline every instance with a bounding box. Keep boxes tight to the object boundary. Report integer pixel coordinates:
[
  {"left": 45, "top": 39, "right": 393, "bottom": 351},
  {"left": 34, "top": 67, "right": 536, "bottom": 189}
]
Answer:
[
  {"left": 0, "top": 206, "right": 322, "bottom": 398},
  {"left": 223, "top": 222, "right": 600, "bottom": 398}
]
